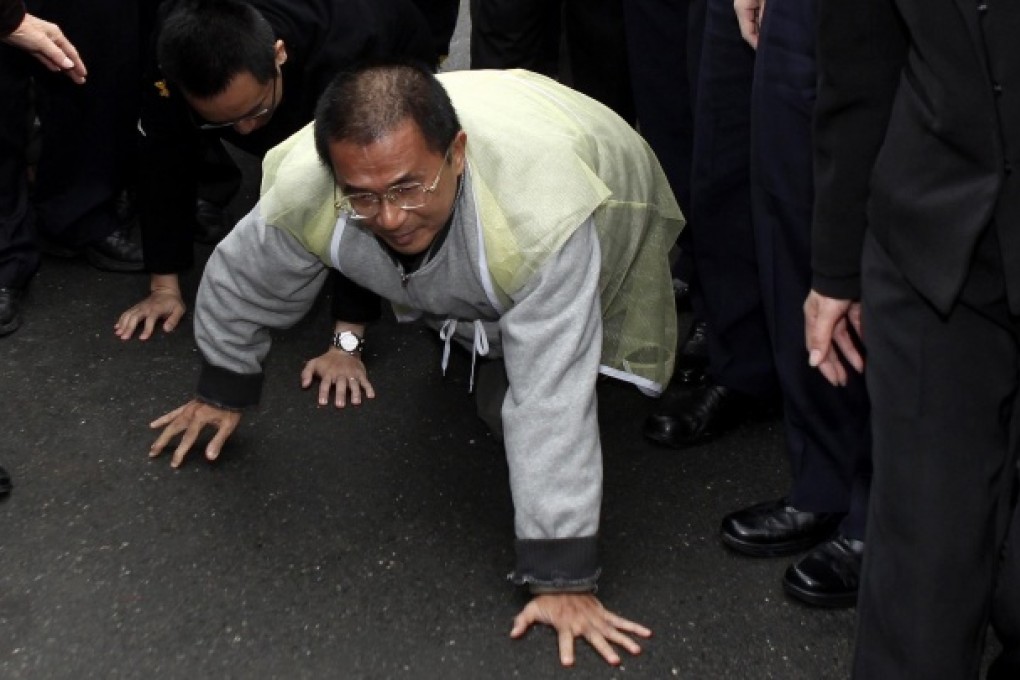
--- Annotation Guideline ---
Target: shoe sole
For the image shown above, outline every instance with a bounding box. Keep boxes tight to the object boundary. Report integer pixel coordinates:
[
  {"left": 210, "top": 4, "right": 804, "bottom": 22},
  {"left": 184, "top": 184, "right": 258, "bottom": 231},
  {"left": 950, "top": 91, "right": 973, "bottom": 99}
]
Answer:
[
  {"left": 720, "top": 530, "right": 834, "bottom": 558},
  {"left": 782, "top": 579, "right": 858, "bottom": 609}
]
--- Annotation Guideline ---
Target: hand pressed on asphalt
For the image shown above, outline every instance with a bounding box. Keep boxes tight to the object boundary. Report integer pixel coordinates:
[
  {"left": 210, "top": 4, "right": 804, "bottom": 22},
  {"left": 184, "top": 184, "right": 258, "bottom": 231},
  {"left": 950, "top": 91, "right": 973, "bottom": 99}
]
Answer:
[
  {"left": 300, "top": 348, "right": 376, "bottom": 408},
  {"left": 149, "top": 399, "right": 240, "bottom": 468},
  {"left": 510, "top": 592, "right": 652, "bottom": 667},
  {"left": 115, "top": 289, "right": 186, "bottom": 340}
]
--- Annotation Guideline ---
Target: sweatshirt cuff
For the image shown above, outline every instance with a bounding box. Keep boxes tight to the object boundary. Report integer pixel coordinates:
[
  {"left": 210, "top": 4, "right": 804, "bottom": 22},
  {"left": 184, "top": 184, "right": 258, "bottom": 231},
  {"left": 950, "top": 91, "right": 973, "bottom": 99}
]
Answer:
[
  {"left": 196, "top": 360, "right": 263, "bottom": 410},
  {"left": 508, "top": 536, "right": 600, "bottom": 593},
  {"left": 811, "top": 272, "right": 861, "bottom": 301}
]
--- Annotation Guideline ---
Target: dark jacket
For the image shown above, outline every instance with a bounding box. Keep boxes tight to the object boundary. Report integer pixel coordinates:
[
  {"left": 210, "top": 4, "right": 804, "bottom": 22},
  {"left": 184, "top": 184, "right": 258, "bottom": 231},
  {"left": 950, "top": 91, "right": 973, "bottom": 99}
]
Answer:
[
  {"left": 0, "top": 0, "right": 24, "bottom": 37},
  {"left": 137, "top": 0, "right": 435, "bottom": 274},
  {"left": 812, "top": 0, "right": 1020, "bottom": 313}
]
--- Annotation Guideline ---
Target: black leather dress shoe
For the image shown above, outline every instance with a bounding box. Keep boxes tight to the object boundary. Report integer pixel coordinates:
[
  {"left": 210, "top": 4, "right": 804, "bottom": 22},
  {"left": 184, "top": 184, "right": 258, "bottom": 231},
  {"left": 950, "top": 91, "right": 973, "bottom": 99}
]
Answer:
[
  {"left": 720, "top": 498, "right": 844, "bottom": 557},
  {"left": 84, "top": 228, "right": 144, "bottom": 272},
  {"left": 194, "top": 198, "right": 231, "bottom": 244},
  {"left": 0, "top": 287, "right": 22, "bottom": 337},
  {"left": 675, "top": 320, "right": 709, "bottom": 385},
  {"left": 783, "top": 535, "right": 863, "bottom": 608},
  {"left": 643, "top": 383, "right": 756, "bottom": 448}
]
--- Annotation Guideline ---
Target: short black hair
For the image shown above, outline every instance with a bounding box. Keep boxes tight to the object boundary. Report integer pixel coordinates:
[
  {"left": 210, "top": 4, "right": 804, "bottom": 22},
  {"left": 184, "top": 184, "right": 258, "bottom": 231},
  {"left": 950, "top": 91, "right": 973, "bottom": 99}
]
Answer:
[
  {"left": 313, "top": 62, "right": 462, "bottom": 169},
  {"left": 157, "top": 0, "right": 277, "bottom": 98}
]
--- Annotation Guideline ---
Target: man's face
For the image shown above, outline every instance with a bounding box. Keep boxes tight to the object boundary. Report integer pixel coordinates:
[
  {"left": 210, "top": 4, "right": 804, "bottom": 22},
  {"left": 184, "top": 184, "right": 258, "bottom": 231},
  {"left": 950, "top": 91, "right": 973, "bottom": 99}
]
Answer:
[
  {"left": 329, "top": 118, "right": 466, "bottom": 256},
  {"left": 185, "top": 40, "right": 286, "bottom": 135}
]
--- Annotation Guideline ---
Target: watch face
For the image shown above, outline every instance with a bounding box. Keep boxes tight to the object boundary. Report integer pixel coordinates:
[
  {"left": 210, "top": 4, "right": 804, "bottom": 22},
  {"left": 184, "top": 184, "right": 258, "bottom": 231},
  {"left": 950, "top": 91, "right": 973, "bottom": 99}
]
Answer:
[{"left": 339, "top": 333, "right": 360, "bottom": 352}]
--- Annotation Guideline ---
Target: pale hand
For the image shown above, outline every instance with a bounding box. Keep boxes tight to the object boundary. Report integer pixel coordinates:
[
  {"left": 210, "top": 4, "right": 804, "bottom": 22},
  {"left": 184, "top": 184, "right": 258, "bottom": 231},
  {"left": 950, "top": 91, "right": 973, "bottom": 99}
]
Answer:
[
  {"left": 803, "top": 289, "right": 864, "bottom": 386},
  {"left": 510, "top": 593, "right": 651, "bottom": 667},
  {"left": 149, "top": 400, "right": 241, "bottom": 468},
  {"left": 115, "top": 288, "right": 187, "bottom": 340},
  {"left": 2, "top": 13, "right": 87, "bottom": 83},
  {"left": 301, "top": 349, "right": 376, "bottom": 408},
  {"left": 734, "top": 0, "right": 766, "bottom": 49}
]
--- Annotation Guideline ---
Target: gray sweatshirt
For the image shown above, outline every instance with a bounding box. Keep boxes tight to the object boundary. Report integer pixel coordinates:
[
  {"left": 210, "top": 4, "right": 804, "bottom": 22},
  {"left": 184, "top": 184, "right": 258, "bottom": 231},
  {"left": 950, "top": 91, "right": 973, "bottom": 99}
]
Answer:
[{"left": 194, "top": 167, "right": 605, "bottom": 591}]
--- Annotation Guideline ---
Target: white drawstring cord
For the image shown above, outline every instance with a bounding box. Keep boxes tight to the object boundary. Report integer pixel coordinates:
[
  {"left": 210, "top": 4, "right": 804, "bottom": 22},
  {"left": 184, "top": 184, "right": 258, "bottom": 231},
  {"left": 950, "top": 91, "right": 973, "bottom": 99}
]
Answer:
[{"left": 437, "top": 318, "right": 490, "bottom": 392}]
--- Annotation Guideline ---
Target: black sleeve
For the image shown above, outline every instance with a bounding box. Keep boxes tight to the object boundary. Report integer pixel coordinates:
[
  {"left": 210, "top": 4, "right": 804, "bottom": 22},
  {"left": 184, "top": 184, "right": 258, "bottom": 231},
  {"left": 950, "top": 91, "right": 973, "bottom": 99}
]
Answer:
[
  {"left": 137, "top": 14, "right": 200, "bottom": 274},
  {"left": 811, "top": 0, "right": 907, "bottom": 299},
  {"left": 0, "top": 0, "right": 24, "bottom": 38},
  {"left": 329, "top": 270, "right": 382, "bottom": 323}
]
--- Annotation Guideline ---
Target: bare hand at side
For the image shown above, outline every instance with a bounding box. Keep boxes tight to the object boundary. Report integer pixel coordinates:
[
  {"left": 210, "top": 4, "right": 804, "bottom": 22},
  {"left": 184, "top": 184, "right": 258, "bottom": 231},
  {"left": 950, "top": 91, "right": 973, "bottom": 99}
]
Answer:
[
  {"left": 734, "top": 0, "right": 766, "bottom": 48},
  {"left": 804, "top": 289, "right": 864, "bottom": 386}
]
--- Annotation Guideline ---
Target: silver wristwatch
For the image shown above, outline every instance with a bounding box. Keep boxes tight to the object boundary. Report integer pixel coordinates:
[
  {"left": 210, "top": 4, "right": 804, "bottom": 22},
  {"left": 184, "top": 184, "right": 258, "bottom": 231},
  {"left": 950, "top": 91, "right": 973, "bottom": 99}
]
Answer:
[{"left": 331, "top": 330, "right": 364, "bottom": 355}]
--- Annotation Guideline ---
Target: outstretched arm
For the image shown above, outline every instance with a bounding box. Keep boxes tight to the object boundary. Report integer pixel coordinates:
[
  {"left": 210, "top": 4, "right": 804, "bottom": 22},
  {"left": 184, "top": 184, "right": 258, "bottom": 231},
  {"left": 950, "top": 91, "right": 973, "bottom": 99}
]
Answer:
[{"left": 148, "top": 204, "right": 329, "bottom": 467}]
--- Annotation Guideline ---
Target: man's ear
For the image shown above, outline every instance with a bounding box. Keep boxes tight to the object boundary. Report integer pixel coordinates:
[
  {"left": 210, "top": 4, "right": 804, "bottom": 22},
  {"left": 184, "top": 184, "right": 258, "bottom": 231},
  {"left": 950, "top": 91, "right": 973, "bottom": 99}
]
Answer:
[
  {"left": 451, "top": 130, "right": 467, "bottom": 173},
  {"left": 274, "top": 40, "right": 288, "bottom": 67}
]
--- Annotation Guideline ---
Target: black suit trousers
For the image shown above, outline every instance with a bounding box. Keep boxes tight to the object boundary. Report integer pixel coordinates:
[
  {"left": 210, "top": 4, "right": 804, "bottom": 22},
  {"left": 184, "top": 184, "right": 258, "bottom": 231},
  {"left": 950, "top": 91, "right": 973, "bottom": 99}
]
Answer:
[
  {"left": 688, "top": 0, "right": 776, "bottom": 396},
  {"left": 858, "top": 228, "right": 1020, "bottom": 678},
  {"left": 0, "top": 0, "right": 140, "bottom": 288},
  {"left": 469, "top": 0, "right": 634, "bottom": 123},
  {"left": 750, "top": 0, "right": 870, "bottom": 528}
]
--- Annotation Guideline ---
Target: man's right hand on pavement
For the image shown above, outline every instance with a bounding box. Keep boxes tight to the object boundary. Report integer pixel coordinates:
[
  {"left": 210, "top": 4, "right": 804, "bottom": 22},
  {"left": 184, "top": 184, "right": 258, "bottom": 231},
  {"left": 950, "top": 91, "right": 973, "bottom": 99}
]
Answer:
[{"left": 149, "top": 399, "right": 241, "bottom": 468}]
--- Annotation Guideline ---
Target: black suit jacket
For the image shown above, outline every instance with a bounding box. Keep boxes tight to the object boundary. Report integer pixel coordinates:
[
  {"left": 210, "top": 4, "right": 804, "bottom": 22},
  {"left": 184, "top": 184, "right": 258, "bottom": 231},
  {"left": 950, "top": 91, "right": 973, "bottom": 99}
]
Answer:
[{"left": 811, "top": 0, "right": 1020, "bottom": 314}]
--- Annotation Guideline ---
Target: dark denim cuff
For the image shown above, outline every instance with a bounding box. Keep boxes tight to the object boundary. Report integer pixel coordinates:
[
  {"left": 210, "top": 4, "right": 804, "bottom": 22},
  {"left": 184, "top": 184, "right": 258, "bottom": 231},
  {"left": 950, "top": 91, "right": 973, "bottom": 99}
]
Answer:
[
  {"left": 196, "top": 360, "right": 262, "bottom": 410},
  {"left": 508, "top": 536, "right": 600, "bottom": 593}
]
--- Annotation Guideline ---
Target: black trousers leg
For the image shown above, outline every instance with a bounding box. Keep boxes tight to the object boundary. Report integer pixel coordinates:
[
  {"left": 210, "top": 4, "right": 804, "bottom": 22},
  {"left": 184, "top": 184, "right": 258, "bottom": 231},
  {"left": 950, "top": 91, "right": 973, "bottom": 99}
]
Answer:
[
  {"left": 409, "top": 0, "right": 461, "bottom": 60},
  {"left": 469, "top": 0, "right": 559, "bottom": 75},
  {"left": 29, "top": 0, "right": 140, "bottom": 246},
  {"left": 0, "top": 45, "right": 39, "bottom": 289},
  {"left": 688, "top": 0, "right": 775, "bottom": 396},
  {"left": 855, "top": 228, "right": 1020, "bottom": 678},
  {"left": 622, "top": 0, "right": 693, "bottom": 208},
  {"left": 751, "top": 0, "right": 870, "bottom": 524},
  {"left": 563, "top": 0, "right": 634, "bottom": 124}
]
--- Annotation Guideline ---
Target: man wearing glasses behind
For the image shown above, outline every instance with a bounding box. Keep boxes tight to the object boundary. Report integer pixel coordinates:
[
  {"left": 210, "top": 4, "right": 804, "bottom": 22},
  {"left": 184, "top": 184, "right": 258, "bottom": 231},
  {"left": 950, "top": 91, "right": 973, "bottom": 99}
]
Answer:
[
  {"left": 116, "top": 0, "right": 434, "bottom": 386},
  {"left": 148, "top": 63, "right": 683, "bottom": 667}
]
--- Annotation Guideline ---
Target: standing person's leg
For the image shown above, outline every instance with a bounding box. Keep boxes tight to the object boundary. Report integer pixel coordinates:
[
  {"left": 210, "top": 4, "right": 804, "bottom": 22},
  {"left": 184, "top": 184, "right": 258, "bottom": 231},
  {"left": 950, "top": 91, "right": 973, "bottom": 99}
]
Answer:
[
  {"left": 469, "top": 0, "right": 558, "bottom": 75},
  {"left": 409, "top": 0, "right": 461, "bottom": 64},
  {"left": 855, "top": 227, "right": 1020, "bottom": 678},
  {"left": 643, "top": 0, "right": 776, "bottom": 448},
  {"left": 622, "top": 0, "right": 693, "bottom": 209},
  {"left": 0, "top": 43, "right": 38, "bottom": 336},
  {"left": 30, "top": 0, "right": 142, "bottom": 269},
  {"left": 563, "top": 0, "right": 634, "bottom": 124},
  {"left": 623, "top": 0, "right": 696, "bottom": 309},
  {"left": 687, "top": 0, "right": 771, "bottom": 398},
  {"left": 736, "top": 0, "right": 870, "bottom": 602},
  {"left": 989, "top": 479, "right": 1020, "bottom": 678}
]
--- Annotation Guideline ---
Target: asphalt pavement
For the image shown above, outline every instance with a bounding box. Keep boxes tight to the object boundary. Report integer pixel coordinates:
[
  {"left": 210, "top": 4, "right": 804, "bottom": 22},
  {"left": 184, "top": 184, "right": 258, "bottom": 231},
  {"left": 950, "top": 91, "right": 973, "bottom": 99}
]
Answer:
[{"left": 0, "top": 5, "right": 862, "bottom": 678}]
